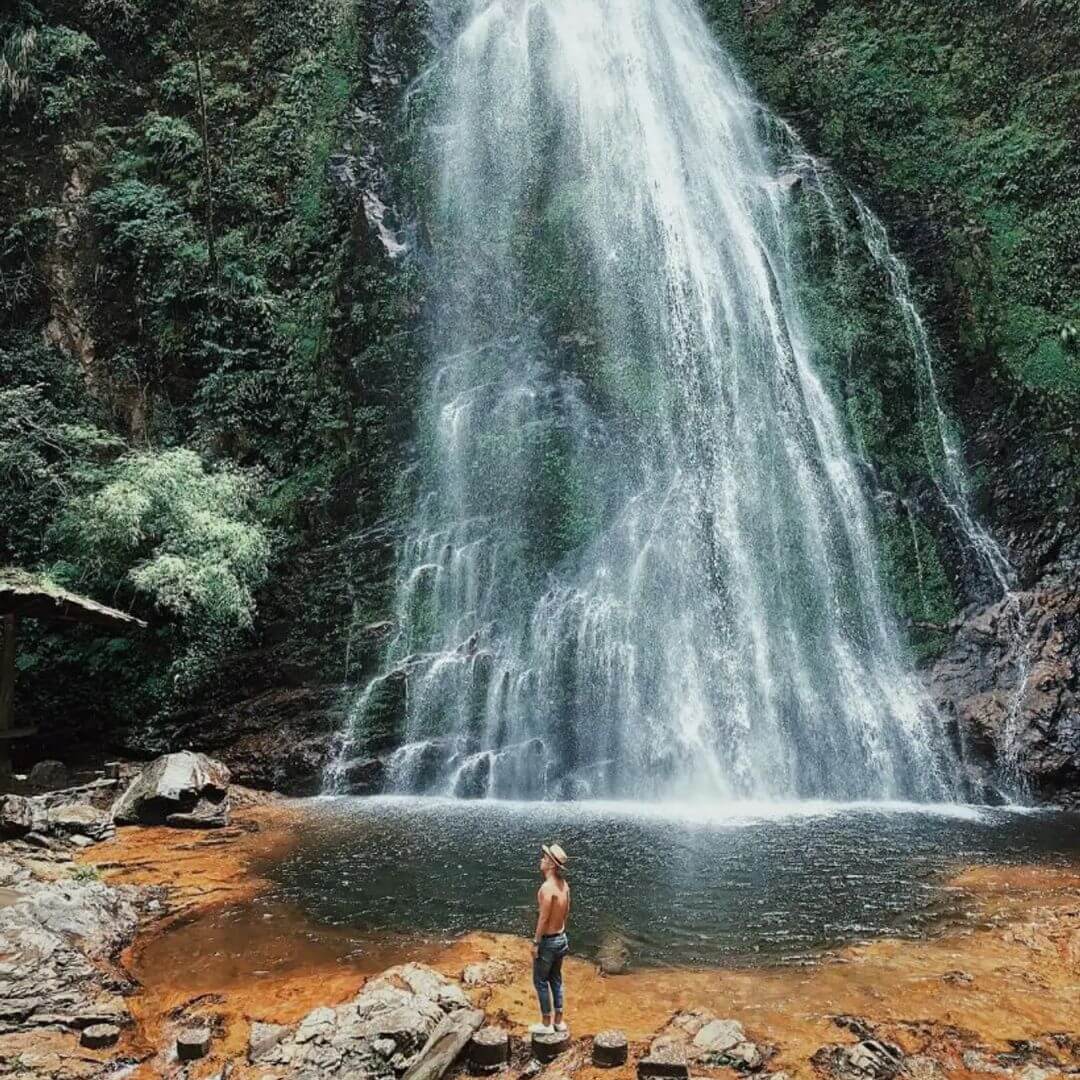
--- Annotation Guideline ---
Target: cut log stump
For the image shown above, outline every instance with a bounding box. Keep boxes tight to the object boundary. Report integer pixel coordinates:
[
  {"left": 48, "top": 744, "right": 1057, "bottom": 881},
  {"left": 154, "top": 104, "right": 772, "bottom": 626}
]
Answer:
[
  {"left": 593, "top": 1029, "right": 629, "bottom": 1067},
  {"left": 470, "top": 1026, "right": 511, "bottom": 1073},
  {"left": 532, "top": 1029, "right": 571, "bottom": 1063},
  {"left": 637, "top": 1041, "right": 689, "bottom": 1080},
  {"left": 177, "top": 1027, "right": 211, "bottom": 1061}
]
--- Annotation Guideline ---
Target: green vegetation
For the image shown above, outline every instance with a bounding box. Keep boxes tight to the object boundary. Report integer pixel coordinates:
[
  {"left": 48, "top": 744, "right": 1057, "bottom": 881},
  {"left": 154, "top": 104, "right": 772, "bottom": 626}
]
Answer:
[
  {"left": 0, "top": 0, "right": 425, "bottom": 745},
  {"left": 702, "top": 0, "right": 1079, "bottom": 650}
]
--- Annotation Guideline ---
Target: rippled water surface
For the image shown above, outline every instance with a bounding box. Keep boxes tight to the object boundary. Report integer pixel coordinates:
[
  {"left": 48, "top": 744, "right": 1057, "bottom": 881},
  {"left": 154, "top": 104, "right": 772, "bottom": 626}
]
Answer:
[{"left": 269, "top": 797, "right": 1080, "bottom": 968}]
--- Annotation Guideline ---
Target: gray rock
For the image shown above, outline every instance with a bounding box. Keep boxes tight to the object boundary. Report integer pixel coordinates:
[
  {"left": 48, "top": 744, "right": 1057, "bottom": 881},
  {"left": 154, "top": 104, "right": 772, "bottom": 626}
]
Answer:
[
  {"left": 368, "top": 963, "right": 472, "bottom": 1012},
  {"left": 693, "top": 1019, "right": 745, "bottom": 1055},
  {"left": 178, "top": 1026, "right": 212, "bottom": 1060},
  {"left": 81, "top": 1023, "right": 120, "bottom": 1048},
  {"left": 0, "top": 875, "right": 137, "bottom": 1034},
  {"left": 112, "top": 752, "right": 231, "bottom": 828},
  {"left": 813, "top": 1040, "right": 904, "bottom": 1080},
  {"left": 777, "top": 172, "right": 803, "bottom": 195},
  {"left": 597, "top": 930, "right": 631, "bottom": 975},
  {"left": 254, "top": 962, "right": 466, "bottom": 1077},
  {"left": 403, "top": 1007, "right": 485, "bottom": 1080},
  {"left": 29, "top": 760, "right": 69, "bottom": 790},
  {"left": 728, "top": 1041, "right": 765, "bottom": 1071},
  {"left": 249, "top": 1020, "right": 290, "bottom": 1063},
  {"left": 45, "top": 803, "right": 115, "bottom": 843},
  {"left": 0, "top": 794, "right": 34, "bottom": 837}
]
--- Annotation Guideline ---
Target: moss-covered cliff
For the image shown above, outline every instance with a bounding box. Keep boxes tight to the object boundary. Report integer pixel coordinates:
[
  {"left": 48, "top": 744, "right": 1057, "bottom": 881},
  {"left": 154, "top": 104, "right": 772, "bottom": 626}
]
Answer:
[
  {"left": 711, "top": 0, "right": 1079, "bottom": 586},
  {"left": 1, "top": 0, "right": 426, "bottom": 780}
]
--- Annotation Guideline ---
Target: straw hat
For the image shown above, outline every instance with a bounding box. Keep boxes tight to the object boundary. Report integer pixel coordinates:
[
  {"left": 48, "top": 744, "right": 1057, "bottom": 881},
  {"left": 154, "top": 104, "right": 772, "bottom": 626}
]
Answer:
[{"left": 542, "top": 843, "right": 568, "bottom": 868}]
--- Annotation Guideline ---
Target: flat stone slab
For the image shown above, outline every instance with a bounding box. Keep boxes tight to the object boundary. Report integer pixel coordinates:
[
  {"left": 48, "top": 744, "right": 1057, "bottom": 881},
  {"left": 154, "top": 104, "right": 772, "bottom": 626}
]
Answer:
[
  {"left": 470, "top": 1026, "right": 511, "bottom": 1072},
  {"left": 177, "top": 1026, "right": 211, "bottom": 1061},
  {"left": 532, "top": 1029, "right": 571, "bottom": 1063},
  {"left": 593, "top": 1029, "right": 629, "bottom": 1067},
  {"left": 638, "top": 1042, "right": 689, "bottom": 1080},
  {"left": 81, "top": 1023, "right": 120, "bottom": 1049}
]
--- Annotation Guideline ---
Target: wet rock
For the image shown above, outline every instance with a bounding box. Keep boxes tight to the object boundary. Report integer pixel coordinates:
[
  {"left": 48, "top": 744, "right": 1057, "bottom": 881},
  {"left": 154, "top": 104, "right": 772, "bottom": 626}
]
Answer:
[
  {"left": 0, "top": 794, "right": 34, "bottom": 837},
  {"left": 342, "top": 756, "right": 386, "bottom": 795},
  {"left": 812, "top": 1040, "right": 904, "bottom": 1080},
  {"left": 28, "top": 760, "right": 68, "bottom": 790},
  {"left": 593, "top": 1029, "right": 629, "bottom": 1067},
  {"left": 596, "top": 930, "right": 631, "bottom": 974},
  {"left": 932, "top": 584, "right": 1080, "bottom": 804},
  {"left": 777, "top": 172, "right": 803, "bottom": 195},
  {"left": 462, "top": 960, "right": 512, "bottom": 988},
  {"left": 80, "top": 1023, "right": 119, "bottom": 1048},
  {"left": 112, "top": 751, "right": 231, "bottom": 828},
  {"left": 178, "top": 1026, "right": 212, "bottom": 1060}
]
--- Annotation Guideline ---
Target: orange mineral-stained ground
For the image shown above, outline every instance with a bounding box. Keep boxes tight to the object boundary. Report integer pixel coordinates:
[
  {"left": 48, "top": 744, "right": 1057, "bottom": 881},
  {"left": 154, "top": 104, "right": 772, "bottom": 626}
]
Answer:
[{"left": 69, "top": 800, "right": 1080, "bottom": 1080}]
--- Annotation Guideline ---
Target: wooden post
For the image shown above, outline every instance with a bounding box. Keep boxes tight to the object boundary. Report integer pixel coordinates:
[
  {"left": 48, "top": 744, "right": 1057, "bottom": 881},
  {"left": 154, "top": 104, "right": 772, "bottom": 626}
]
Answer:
[{"left": 0, "top": 614, "right": 15, "bottom": 782}]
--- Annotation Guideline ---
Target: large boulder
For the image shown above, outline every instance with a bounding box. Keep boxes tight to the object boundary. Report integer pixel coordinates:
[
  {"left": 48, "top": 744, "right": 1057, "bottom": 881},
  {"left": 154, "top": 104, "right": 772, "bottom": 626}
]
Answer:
[
  {"left": 932, "top": 584, "right": 1079, "bottom": 804},
  {"left": 250, "top": 963, "right": 471, "bottom": 1077},
  {"left": 111, "top": 752, "right": 231, "bottom": 828},
  {"left": 0, "top": 876, "right": 138, "bottom": 1032}
]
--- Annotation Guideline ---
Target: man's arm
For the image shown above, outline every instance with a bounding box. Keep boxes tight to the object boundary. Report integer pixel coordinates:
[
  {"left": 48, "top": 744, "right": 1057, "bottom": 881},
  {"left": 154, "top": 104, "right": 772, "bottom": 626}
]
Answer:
[{"left": 532, "top": 889, "right": 553, "bottom": 958}]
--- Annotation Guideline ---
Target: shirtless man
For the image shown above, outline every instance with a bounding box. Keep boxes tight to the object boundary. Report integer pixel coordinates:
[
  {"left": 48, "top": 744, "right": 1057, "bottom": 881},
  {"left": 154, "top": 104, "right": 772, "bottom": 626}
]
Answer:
[{"left": 530, "top": 843, "right": 570, "bottom": 1036}]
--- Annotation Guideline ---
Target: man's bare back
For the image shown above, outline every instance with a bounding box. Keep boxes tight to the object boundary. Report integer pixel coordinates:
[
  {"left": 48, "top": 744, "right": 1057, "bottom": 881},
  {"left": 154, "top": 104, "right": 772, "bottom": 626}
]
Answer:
[{"left": 537, "top": 877, "right": 570, "bottom": 935}]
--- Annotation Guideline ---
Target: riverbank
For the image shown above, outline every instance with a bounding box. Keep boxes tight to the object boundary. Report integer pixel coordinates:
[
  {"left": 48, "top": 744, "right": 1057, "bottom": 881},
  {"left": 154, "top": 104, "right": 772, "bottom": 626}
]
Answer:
[{"left": 52, "top": 799, "right": 1080, "bottom": 1079}]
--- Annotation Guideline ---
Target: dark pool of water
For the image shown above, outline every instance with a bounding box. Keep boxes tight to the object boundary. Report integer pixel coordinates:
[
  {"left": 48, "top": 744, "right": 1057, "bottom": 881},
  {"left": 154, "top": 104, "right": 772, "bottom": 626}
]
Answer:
[{"left": 268, "top": 797, "right": 1080, "bottom": 969}]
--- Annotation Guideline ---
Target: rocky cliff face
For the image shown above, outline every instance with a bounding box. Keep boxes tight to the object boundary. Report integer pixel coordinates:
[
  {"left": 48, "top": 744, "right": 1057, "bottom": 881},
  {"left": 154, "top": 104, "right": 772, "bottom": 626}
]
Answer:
[{"left": 933, "top": 587, "right": 1079, "bottom": 806}]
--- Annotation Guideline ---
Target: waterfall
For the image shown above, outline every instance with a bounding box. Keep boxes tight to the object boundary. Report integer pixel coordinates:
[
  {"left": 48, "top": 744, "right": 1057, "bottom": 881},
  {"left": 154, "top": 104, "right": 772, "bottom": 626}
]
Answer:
[{"left": 329, "top": 0, "right": 964, "bottom": 802}]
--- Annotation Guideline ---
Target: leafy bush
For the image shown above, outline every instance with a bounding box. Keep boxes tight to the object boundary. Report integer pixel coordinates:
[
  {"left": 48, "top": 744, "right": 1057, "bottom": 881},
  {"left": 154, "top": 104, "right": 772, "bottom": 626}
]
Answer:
[{"left": 50, "top": 448, "right": 271, "bottom": 694}]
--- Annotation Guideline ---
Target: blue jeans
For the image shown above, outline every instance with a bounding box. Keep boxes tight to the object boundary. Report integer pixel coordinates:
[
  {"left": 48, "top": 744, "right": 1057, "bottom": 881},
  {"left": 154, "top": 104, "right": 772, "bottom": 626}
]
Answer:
[{"left": 533, "top": 932, "right": 569, "bottom": 1015}]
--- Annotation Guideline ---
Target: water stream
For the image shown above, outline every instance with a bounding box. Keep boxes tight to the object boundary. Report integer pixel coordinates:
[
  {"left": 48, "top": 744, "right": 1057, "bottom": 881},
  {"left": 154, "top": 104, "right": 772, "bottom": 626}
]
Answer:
[{"left": 329, "top": 0, "right": 1001, "bottom": 802}]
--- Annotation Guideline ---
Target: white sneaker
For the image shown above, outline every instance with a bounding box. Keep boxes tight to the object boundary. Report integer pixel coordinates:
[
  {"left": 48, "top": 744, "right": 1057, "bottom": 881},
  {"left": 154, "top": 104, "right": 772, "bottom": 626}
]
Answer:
[
  {"left": 554, "top": 1022, "right": 569, "bottom": 1033},
  {"left": 530, "top": 1023, "right": 555, "bottom": 1036}
]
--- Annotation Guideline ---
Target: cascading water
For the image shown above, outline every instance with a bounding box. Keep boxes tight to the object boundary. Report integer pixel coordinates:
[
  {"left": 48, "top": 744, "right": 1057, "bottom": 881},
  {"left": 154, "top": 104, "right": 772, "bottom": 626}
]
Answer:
[{"left": 328, "top": 0, "right": 965, "bottom": 803}]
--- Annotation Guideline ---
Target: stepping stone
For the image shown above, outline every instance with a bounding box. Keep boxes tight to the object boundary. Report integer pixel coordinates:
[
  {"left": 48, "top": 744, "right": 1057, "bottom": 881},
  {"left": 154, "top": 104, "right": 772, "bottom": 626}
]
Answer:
[
  {"left": 638, "top": 1041, "right": 689, "bottom": 1080},
  {"left": 177, "top": 1027, "right": 211, "bottom": 1061},
  {"left": 470, "top": 1027, "right": 511, "bottom": 1073},
  {"left": 81, "top": 1024, "right": 120, "bottom": 1049},
  {"left": 593, "top": 1030, "right": 629, "bottom": 1067},
  {"left": 532, "top": 1029, "right": 571, "bottom": 1063}
]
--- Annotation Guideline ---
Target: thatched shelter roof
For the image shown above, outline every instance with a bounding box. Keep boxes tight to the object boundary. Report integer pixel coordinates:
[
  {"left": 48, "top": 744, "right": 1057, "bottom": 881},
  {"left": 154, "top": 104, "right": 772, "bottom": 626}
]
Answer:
[{"left": 0, "top": 568, "right": 147, "bottom": 631}]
